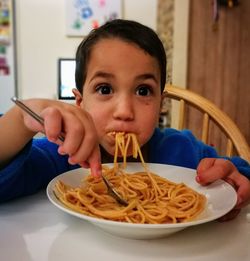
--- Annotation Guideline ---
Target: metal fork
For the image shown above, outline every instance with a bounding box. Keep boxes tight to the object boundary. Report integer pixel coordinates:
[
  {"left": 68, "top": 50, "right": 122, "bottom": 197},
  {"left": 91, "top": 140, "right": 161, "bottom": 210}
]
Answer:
[
  {"left": 101, "top": 174, "right": 128, "bottom": 206},
  {"left": 11, "top": 96, "right": 128, "bottom": 206}
]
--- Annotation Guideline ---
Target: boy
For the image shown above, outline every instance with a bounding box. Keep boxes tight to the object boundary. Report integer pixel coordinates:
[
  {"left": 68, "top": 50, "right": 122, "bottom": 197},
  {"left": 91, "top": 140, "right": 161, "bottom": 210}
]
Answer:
[{"left": 0, "top": 19, "right": 249, "bottom": 220}]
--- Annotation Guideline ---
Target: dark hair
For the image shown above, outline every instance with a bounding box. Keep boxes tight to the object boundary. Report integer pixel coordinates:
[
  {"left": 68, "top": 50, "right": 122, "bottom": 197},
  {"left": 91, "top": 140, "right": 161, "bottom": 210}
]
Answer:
[{"left": 75, "top": 19, "right": 167, "bottom": 93}]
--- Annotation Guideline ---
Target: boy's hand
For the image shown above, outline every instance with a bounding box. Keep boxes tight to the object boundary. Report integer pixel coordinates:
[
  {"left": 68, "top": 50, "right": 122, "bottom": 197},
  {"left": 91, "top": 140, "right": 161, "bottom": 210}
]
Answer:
[
  {"left": 23, "top": 100, "right": 102, "bottom": 177},
  {"left": 196, "top": 158, "right": 250, "bottom": 221}
]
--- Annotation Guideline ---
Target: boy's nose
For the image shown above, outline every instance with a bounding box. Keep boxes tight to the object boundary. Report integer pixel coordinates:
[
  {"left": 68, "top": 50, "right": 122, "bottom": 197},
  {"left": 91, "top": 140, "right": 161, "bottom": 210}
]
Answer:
[{"left": 113, "top": 96, "right": 134, "bottom": 121}]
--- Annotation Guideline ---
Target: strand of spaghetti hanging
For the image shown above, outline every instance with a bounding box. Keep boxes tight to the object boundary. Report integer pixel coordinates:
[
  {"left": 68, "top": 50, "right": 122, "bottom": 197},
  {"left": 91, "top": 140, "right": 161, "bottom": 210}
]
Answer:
[
  {"left": 113, "top": 132, "right": 164, "bottom": 198},
  {"left": 131, "top": 133, "right": 165, "bottom": 198}
]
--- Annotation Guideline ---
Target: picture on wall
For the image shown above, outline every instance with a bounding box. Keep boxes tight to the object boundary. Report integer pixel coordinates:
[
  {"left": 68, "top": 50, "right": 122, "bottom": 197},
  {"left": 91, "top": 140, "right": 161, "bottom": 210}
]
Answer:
[
  {"left": 0, "top": 0, "right": 11, "bottom": 45},
  {"left": 65, "top": 0, "right": 122, "bottom": 36}
]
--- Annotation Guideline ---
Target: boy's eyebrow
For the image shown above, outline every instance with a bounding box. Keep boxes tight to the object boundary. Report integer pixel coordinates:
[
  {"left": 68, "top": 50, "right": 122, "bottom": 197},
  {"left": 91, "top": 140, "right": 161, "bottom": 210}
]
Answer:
[
  {"left": 89, "top": 71, "right": 158, "bottom": 84},
  {"left": 135, "top": 73, "right": 159, "bottom": 83},
  {"left": 89, "top": 71, "right": 114, "bottom": 82}
]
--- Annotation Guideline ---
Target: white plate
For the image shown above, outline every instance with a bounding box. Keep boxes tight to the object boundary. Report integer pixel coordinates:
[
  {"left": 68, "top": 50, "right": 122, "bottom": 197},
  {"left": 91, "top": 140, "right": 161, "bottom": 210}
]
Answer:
[{"left": 47, "top": 163, "right": 237, "bottom": 239}]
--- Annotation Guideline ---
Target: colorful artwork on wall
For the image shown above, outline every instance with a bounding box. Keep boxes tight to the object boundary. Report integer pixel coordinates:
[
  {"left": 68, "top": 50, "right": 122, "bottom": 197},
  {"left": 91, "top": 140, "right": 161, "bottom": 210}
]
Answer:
[
  {"left": 65, "top": 0, "right": 122, "bottom": 36},
  {"left": 0, "top": 0, "right": 12, "bottom": 75},
  {"left": 0, "top": 0, "right": 11, "bottom": 45}
]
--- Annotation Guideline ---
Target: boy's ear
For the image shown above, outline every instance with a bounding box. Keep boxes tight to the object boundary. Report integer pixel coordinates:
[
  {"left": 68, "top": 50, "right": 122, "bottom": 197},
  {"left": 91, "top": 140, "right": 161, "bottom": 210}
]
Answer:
[
  {"left": 160, "top": 92, "right": 167, "bottom": 113},
  {"left": 72, "top": 88, "right": 83, "bottom": 106}
]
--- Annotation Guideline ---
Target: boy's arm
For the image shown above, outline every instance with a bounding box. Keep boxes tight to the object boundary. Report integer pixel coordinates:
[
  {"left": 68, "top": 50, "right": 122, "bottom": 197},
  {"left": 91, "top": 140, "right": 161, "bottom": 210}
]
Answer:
[
  {"left": 196, "top": 157, "right": 250, "bottom": 220},
  {"left": 0, "top": 98, "right": 102, "bottom": 177},
  {"left": 180, "top": 129, "right": 250, "bottom": 220},
  {"left": 0, "top": 138, "right": 78, "bottom": 202},
  {"left": 0, "top": 106, "right": 36, "bottom": 169},
  {"left": 182, "top": 129, "right": 250, "bottom": 178}
]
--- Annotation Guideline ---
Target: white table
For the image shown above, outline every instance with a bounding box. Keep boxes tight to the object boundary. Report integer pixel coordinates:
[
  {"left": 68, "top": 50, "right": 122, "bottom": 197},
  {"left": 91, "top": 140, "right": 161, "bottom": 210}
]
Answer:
[{"left": 0, "top": 191, "right": 249, "bottom": 261}]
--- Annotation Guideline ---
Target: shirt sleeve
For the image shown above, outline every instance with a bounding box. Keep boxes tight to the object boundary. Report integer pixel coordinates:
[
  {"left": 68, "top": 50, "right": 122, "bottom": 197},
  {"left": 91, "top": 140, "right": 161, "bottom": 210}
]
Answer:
[{"left": 0, "top": 137, "right": 78, "bottom": 202}]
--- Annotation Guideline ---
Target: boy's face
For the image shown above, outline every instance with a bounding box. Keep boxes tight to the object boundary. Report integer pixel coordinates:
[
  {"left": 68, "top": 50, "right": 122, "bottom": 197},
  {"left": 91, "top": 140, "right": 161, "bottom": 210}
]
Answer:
[{"left": 76, "top": 38, "right": 162, "bottom": 156}]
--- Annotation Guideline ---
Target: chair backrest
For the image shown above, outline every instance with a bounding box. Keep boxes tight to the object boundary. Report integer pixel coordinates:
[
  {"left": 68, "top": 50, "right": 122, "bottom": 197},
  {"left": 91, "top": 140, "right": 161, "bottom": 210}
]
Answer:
[{"left": 164, "top": 85, "right": 250, "bottom": 162}]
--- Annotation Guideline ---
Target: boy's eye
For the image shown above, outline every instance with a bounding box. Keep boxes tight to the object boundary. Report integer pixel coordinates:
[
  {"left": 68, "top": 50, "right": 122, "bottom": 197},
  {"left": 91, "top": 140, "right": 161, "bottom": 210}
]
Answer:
[
  {"left": 136, "top": 86, "right": 152, "bottom": 96},
  {"left": 96, "top": 84, "right": 113, "bottom": 95}
]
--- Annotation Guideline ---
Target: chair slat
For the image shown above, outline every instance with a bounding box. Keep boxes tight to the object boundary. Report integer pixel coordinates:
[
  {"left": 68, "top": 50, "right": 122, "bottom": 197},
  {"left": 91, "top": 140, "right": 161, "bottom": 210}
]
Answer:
[
  {"left": 201, "top": 113, "right": 209, "bottom": 143},
  {"left": 226, "top": 139, "right": 233, "bottom": 157},
  {"left": 178, "top": 99, "right": 185, "bottom": 130}
]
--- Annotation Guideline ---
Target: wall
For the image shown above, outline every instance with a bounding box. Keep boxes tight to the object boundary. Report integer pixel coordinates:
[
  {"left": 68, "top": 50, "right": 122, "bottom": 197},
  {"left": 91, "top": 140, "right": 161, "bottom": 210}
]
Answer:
[
  {"left": 171, "top": 0, "right": 189, "bottom": 128},
  {"left": 156, "top": 0, "right": 190, "bottom": 129},
  {"left": 15, "top": 0, "right": 157, "bottom": 99}
]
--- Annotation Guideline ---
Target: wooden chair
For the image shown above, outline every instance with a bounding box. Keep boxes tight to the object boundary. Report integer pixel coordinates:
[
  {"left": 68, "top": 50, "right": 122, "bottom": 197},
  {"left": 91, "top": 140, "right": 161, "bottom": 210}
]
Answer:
[{"left": 163, "top": 85, "right": 250, "bottom": 162}]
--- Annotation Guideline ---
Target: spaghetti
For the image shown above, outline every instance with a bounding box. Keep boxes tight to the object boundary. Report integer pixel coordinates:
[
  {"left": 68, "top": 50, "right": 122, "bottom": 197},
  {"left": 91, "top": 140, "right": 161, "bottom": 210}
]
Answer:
[{"left": 54, "top": 133, "right": 206, "bottom": 224}]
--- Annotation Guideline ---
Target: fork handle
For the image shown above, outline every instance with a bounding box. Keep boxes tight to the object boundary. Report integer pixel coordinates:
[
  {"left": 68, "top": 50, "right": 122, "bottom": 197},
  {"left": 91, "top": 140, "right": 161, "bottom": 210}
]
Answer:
[{"left": 11, "top": 97, "right": 65, "bottom": 142}]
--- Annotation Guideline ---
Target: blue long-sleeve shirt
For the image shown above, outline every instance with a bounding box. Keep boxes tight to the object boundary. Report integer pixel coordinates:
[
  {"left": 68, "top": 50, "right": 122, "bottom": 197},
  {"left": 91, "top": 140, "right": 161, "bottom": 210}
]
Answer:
[{"left": 0, "top": 128, "right": 249, "bottom": 202}]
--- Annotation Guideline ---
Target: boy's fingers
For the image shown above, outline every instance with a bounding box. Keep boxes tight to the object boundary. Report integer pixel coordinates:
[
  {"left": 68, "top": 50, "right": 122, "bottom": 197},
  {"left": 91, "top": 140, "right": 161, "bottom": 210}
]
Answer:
[
  {"left": 196, "top": 158, "right": 234, "bottom": 184},
  {"left": 197, "top": 158, "right": 216, "bottom": 174},
  {"left": 88, "top": 144, "right": 102, "bottom": 177},
  {"left": 79, "top": 161, "right": 90, "bottom": 168}
]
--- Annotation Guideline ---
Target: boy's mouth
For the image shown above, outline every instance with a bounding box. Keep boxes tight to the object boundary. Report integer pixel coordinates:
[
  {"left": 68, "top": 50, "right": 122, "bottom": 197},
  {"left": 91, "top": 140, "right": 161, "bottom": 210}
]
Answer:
[
  {"left": 106, "top": 131, "right": 132, "bottom": 150},
  {"left": 107, "top": 131, "right": 129, "bottom": 138},
  {"left": 106, "top": 131, "right": 135, "bottom": 157}
]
